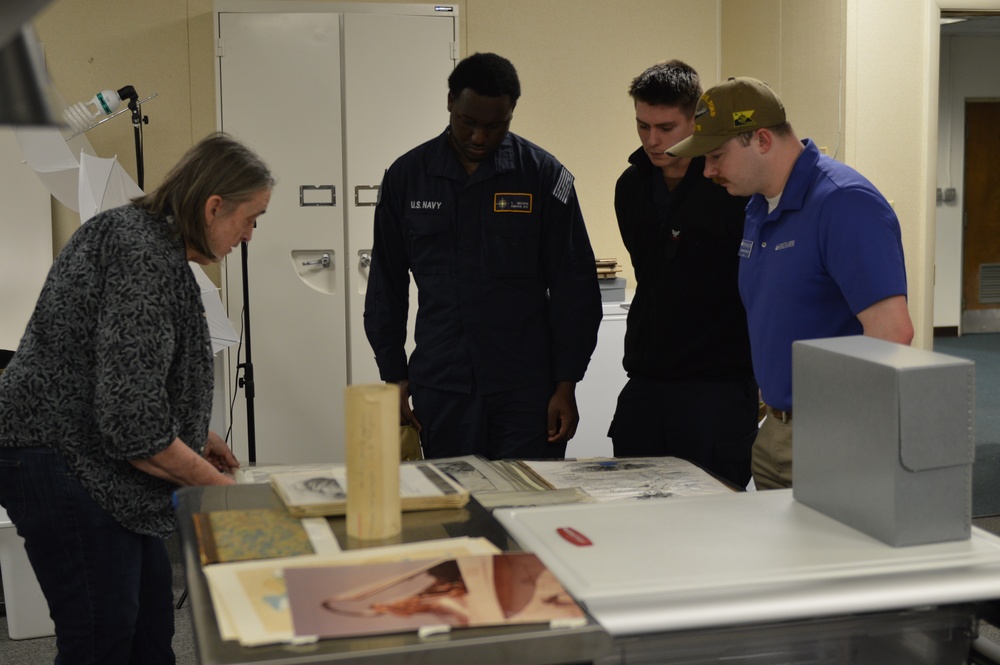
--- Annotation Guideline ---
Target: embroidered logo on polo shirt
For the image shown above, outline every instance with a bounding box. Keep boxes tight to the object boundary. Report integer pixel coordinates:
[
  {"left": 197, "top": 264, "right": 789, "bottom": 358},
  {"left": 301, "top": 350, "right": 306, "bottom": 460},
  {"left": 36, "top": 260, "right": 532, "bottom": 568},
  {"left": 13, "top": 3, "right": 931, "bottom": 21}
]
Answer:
[
  {"left": 494, "top": 193, "right": 532, "bottom": 213},
  {"left": 775, "top": 240, "right": 795, "bottom": 251}
]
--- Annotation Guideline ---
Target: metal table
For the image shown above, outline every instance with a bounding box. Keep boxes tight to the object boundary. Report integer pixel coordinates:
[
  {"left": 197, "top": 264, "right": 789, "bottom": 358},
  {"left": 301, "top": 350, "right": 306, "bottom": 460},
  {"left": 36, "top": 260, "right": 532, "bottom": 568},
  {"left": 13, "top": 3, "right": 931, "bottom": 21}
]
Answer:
[{"left": 174, "top": 484, "right": 612, "bottom": 665}]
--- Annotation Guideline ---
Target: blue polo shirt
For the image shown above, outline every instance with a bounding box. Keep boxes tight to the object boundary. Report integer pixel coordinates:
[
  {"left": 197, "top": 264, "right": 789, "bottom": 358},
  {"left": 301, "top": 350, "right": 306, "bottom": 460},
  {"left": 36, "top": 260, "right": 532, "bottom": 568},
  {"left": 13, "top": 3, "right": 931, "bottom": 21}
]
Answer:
[
  {"left": 364, "top": 128, "right": 602, "bottom": 395},
  {"left": 738, "top": 139, "right": 908, "bottom": 411}
]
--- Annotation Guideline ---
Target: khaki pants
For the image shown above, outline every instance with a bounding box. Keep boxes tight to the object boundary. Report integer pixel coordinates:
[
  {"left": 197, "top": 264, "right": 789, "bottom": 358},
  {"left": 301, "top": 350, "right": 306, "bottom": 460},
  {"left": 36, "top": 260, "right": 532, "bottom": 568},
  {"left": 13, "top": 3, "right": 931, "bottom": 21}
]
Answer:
[{"left": 751, "top": 413, "right": 793, "bottom": 489}]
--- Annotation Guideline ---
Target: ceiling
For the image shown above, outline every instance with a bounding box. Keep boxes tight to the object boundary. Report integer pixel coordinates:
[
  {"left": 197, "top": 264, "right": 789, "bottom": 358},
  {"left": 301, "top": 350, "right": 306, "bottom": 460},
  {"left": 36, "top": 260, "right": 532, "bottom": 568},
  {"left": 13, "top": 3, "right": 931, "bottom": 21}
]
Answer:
[{"left": 941, "top": 14, "right": 1000, "bottom": 35}]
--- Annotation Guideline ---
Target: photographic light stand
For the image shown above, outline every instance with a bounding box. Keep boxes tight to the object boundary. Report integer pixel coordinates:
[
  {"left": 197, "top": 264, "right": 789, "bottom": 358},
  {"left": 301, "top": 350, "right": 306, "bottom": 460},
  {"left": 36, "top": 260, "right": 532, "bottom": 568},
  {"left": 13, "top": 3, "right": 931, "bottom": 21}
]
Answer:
[
  {"left": 120, "top": 86, "right": 147, "bottom": 190},
  {"left": 238, "top": 240, "right": 257, "bottom": 463},
  {"left": 64, "top": 85, "right": 155, "bottom": 191}
]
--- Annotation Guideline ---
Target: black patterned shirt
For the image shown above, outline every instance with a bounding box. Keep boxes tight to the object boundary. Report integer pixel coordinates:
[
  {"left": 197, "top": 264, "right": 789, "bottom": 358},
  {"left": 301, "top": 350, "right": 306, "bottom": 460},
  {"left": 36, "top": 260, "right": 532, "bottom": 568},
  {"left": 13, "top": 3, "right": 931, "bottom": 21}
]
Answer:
[{"left": 0, "top": 205, "right": 213, "bottom": 537}]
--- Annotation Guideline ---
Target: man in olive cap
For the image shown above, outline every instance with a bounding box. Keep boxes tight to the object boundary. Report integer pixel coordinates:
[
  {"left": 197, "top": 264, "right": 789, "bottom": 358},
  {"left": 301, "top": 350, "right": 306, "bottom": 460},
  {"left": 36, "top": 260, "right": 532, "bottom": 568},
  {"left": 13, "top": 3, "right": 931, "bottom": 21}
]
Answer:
[{"left": 668, "top": 77, "right": 914, "bottom": 490}]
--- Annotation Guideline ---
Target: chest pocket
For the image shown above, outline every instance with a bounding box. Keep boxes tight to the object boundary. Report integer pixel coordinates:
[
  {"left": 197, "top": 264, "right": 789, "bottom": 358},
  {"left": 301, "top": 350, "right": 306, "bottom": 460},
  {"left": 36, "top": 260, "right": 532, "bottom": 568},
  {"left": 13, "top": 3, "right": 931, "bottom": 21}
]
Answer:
[
  {"left": 485, "top": 215, "right": 540, "bottom": 279},
  {"left": 404, "top": 214, "right": 452, "bottom": 275}
]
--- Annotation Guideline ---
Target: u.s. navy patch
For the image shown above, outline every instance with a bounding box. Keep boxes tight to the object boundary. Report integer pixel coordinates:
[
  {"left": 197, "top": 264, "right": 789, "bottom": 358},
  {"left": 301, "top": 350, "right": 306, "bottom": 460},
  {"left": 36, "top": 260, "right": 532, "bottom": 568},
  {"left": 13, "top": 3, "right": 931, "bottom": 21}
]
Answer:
[{"left": 494, "top": 193, "right": 533, "bottom": 213}]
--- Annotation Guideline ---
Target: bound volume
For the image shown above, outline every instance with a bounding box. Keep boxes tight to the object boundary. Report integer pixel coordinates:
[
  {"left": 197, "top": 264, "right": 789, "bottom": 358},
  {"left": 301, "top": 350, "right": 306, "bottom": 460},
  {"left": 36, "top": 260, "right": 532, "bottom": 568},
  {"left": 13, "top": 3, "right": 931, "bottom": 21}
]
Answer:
[{"left": 270, "top": 461, "right": 470, "bottom": 518}]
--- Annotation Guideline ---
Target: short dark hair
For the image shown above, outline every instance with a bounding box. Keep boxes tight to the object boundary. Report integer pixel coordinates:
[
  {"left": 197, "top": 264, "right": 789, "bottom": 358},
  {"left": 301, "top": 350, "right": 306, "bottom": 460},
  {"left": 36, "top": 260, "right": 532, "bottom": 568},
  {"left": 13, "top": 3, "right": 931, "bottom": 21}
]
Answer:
[
  {"left": 628, "top": 60, "right": 702, "bottom": 116},
  {"left": 133, "top": 133, "right": 274, "bottom": 260},
  {"left": 448, "top": 52, "right": 521, "bottom": 103}
]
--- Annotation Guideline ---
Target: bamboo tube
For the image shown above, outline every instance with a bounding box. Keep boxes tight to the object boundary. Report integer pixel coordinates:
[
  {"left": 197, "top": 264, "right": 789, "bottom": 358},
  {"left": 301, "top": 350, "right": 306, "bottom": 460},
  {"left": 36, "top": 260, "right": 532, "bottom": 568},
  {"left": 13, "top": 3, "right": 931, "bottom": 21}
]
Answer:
[{"left": 344, "top": 383, "right": 402, "bottom": 540}]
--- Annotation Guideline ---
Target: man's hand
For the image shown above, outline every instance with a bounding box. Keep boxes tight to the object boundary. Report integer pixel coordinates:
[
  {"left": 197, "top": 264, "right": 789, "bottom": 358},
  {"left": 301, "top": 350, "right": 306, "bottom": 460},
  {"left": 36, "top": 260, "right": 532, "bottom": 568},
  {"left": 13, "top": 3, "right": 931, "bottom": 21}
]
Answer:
[
  {"left": 203, "top": 430, "right": 240, "bottom": 474},
  {"left": 395, "top": 380, "right": 422, "bottom": 431},
  {"left": 547, "top": 381, "right": 579, "bottom": 443}
]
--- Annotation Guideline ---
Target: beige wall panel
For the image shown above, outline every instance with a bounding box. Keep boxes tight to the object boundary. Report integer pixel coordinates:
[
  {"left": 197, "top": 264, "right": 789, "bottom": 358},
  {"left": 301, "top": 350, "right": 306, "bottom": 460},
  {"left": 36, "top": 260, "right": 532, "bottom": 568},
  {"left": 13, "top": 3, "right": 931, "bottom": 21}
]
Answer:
[
  {"left": 846, "top": 0, "right": 936, "bottom": 348},
  {"left": 722, "top": 0, "right": 843, "bottom": 158},
  {"left": 0, "top": 130, "right": 52, "bottom": 351},
  {"left": 721, "top": 0, "right": 781, "bottom": 85},
  {"left": 189, "top": 0, "right": 217, "bottom": 145},
  {"left": 778, "top": 0, "right": 843, "bottom": 160},
  {"left": 34, "top": 0, "right": 197, "bottom": 259}
]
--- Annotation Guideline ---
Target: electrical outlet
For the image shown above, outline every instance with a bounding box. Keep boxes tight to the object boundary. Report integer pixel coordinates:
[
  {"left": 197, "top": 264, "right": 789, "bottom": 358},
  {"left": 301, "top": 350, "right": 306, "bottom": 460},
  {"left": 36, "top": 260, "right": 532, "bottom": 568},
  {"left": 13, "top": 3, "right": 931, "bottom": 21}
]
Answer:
[{"left": 944, "top": 188, "right": 957, "bottom": 203}]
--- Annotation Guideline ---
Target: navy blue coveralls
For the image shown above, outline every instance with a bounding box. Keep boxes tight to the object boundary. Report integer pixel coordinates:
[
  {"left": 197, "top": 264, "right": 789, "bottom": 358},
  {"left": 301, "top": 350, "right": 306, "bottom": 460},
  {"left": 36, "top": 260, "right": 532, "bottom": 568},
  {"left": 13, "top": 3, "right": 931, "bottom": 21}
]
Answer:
[{"left": 364, "top": 128, "right": 602, "bottom": 459}]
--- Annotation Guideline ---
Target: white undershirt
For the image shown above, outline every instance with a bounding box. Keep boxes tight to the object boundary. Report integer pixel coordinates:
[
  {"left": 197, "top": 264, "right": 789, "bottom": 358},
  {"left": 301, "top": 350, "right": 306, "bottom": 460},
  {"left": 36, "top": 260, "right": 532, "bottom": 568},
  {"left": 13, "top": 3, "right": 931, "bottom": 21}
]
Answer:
[{"left": 766, "top": 193, "right": 782, "bottom": 214}]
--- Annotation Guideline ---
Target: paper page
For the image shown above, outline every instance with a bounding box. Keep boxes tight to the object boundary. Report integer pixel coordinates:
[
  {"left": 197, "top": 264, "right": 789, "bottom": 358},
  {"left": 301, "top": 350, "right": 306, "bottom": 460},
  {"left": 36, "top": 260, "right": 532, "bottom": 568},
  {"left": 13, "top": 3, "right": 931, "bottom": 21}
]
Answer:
[
  {"left": 522, "top": 457, "right": 731, "bottom": 502},
  {"left": 203, "top": 537, "right": 500, "bottom": 646}
]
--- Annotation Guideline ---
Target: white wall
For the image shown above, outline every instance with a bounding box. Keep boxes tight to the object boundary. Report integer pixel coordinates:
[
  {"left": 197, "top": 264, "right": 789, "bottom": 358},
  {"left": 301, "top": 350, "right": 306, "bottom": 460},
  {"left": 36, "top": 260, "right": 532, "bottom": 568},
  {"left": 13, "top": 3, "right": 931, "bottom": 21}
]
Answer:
[{"left": 935, "top": 34, "right": 1000, "bottom": 329}]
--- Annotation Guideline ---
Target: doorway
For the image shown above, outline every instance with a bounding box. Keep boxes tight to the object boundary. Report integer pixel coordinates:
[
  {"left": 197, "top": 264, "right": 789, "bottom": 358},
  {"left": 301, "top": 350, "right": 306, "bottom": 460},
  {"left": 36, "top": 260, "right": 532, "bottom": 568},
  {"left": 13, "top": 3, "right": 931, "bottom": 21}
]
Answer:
[
  {"left": 938, "top": 11, "right": 1000, "bottom": 335},
  {"left": 961, "top": 100, "right": 1000, "bottom": 333},
  {"left": 936, "top": 6, "right": 1000, "bottom": 519}
]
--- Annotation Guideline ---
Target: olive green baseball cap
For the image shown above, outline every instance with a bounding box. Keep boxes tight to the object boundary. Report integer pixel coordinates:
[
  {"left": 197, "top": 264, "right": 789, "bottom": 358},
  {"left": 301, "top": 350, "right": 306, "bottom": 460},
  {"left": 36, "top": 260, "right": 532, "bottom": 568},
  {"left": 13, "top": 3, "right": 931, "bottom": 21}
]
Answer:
[{"left": 667, "top": 76, "right": 785, "bottom": 157}]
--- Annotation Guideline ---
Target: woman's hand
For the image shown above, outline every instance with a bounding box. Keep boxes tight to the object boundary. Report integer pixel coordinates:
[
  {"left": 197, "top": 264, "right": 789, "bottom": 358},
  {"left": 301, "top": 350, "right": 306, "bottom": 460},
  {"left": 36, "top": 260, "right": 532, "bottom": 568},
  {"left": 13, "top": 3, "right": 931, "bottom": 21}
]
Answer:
[
  {"left": 131, "top": 436, "right": 236, "bottom": 486},
  {"left": 204, "top": 430, "right": 240, "bottom": 474}
]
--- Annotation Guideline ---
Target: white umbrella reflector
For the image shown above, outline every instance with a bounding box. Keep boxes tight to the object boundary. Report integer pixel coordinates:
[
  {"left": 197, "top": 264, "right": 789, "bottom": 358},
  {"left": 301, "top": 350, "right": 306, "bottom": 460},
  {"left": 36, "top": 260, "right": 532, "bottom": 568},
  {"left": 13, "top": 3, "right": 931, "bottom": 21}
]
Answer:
[
  {"left": 13, "top": 126, "right": 81, "bottom": 211},
  {"left": 190, "top": 262, "right": 240, "bottom": 355},
  {"left": 78, "top": 151, "right": 142, "bottom": 224}
]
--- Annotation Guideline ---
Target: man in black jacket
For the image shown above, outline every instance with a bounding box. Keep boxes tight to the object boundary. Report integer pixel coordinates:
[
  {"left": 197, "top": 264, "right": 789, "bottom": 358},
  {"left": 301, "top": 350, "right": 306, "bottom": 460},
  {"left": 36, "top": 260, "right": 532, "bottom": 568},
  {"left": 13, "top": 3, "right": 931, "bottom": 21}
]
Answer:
[{"left": 609, "top": 60, "right": 758, "bottom": 488}]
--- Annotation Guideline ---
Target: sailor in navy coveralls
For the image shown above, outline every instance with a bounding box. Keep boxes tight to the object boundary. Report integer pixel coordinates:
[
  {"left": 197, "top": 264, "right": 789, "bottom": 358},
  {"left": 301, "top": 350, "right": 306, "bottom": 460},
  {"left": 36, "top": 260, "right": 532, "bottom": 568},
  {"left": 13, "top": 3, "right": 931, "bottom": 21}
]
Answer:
[{"left": 364, "top": 53, "right": 602, "bottom": 460}]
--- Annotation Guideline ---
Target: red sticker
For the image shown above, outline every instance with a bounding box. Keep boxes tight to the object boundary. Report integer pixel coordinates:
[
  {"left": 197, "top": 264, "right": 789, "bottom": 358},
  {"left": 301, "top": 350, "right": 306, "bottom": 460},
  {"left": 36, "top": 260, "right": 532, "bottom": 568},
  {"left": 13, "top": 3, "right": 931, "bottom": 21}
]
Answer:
[{"left": 557, "top": 526, "right": 592, "bottom": 547}]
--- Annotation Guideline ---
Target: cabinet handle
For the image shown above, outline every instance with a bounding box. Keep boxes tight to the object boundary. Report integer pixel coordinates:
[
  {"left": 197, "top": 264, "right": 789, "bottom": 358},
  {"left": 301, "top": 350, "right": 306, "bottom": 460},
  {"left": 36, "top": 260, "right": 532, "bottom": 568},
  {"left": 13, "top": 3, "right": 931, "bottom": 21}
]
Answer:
[
  {"left": 355, "top": 185, "right": 379, "bottom": 207},
  {"left": 300, "top": 185, "right": 336, "bottom": 207},
  {"left": 302, "top": 253, "right": 331, "bottom": 268}
]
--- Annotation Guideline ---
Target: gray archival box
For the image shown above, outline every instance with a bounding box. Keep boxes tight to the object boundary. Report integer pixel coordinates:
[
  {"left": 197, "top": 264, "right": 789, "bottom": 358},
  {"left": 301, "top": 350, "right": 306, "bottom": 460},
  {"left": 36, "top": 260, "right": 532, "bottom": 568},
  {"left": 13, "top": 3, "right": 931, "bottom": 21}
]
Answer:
[{"left": 792, "top": 336, "right": 975, "bottom": 547}]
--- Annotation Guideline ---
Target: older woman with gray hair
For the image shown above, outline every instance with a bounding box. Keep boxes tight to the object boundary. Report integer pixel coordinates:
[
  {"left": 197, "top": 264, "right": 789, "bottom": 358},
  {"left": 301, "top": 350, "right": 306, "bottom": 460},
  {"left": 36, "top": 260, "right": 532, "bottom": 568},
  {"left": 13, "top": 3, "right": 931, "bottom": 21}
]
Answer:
[{"left": 0, "top": 133, "right": 273, "bottom": 664}]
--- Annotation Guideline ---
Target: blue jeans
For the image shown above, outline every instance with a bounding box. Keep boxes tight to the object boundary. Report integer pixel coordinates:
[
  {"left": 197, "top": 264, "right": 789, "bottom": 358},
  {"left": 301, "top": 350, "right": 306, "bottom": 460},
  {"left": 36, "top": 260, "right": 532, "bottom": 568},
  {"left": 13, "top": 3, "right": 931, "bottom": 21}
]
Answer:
[{"left": 0, "top": 447, "right": 175, "bottom": 665}]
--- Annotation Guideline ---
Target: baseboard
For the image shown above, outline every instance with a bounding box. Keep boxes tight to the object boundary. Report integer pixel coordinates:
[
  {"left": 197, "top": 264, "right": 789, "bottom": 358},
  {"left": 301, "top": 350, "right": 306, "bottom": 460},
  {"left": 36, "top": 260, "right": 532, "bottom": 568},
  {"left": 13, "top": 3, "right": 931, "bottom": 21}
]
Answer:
[{"left": 934, "top": 326, "right": 959, "bottom": 338}]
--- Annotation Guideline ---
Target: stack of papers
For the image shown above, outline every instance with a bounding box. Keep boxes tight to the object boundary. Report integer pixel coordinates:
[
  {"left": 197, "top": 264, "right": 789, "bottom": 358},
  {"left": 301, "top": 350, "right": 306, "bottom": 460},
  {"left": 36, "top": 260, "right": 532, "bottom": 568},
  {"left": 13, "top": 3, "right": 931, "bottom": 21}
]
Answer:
[
  {"left": 520, "top": 457, "right": 731, "bottom": 501},
  {"left": 388, "top": 456, "right": 730, "bottom": 511},
  {"left": 203, "top": 537, "right": 501, "bottom": 646}
]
